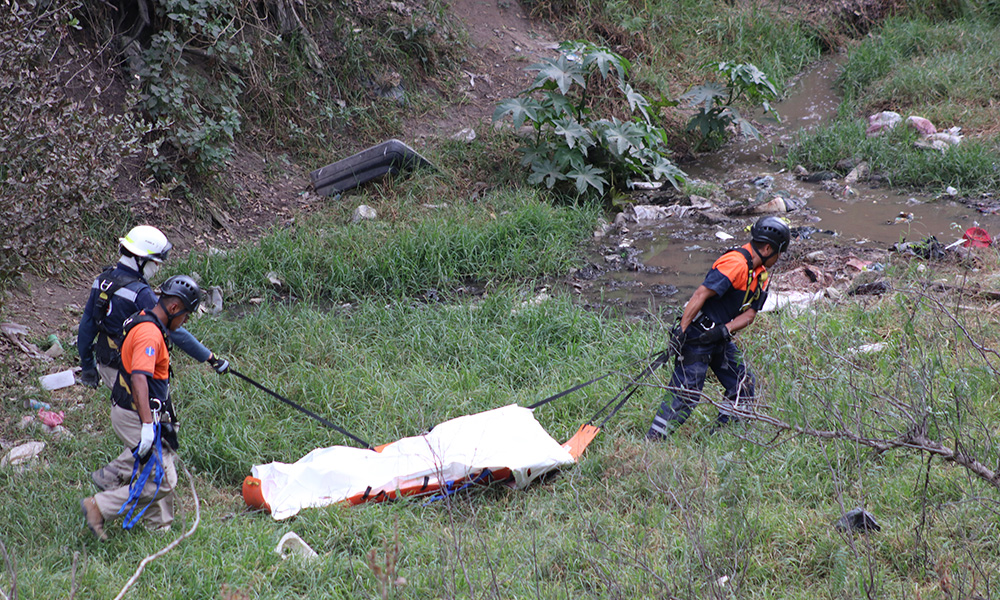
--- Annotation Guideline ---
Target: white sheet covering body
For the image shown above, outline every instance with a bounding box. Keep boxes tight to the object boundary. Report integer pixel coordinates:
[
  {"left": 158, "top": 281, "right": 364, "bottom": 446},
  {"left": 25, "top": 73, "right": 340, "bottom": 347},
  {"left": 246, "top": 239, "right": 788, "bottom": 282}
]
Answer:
[{"left": 252, "top": 404, "right": 576, "bottom": 519}]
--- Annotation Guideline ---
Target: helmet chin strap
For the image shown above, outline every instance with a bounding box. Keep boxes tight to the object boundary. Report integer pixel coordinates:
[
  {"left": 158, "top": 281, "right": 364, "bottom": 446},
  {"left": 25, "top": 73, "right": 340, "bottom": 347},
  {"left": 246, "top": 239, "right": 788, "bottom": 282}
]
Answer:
[
  {"left": 158, "top": 297, "right": 188, "bottom": 328},
  {"left": 750, "top": 241, "right": 772, "bottom": 264}
]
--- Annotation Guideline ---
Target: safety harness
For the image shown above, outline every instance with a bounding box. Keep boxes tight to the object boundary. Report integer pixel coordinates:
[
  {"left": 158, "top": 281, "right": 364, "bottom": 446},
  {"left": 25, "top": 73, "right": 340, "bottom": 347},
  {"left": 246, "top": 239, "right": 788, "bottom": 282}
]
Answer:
[
  {"left": 112, "top": 311, "right": 180, "bottom": 450},
  {"left": 690, "top": 247, "right": 765, "bottom": 335},
  {"left": 91, "top": 267, "right": 141, "bottom": 368},
  {"left": 728, "top": 246, "right": 766, "bottom": 312}
]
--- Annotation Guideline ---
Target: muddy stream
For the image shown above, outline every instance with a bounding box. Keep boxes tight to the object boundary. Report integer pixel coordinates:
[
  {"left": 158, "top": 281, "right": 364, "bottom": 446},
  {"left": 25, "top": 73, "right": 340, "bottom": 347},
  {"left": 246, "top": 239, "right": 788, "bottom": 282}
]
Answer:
[{"left": 582, "top": 58, "right": 1000, "bottom": 316}]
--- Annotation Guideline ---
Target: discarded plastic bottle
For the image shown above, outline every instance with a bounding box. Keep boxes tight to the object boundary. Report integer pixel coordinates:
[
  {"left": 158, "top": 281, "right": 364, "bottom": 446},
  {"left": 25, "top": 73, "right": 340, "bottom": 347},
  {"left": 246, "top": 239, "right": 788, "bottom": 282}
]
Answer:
[{"left": 25, "top": 399, "right": 52, "bottom": 411}]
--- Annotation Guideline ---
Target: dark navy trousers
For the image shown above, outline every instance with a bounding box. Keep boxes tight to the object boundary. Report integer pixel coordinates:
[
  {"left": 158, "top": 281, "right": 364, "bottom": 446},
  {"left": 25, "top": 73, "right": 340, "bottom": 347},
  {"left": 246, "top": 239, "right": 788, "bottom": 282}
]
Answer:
[{"left": 647, "top": 338, "right": 755, "bottom": 439}]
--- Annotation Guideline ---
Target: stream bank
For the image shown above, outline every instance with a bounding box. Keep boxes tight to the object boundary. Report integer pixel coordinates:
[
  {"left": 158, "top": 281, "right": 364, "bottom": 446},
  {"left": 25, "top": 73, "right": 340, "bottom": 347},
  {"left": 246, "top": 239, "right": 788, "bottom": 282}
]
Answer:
[{"left": 571, "top": 57, "right": 1000, "bottom": 319}]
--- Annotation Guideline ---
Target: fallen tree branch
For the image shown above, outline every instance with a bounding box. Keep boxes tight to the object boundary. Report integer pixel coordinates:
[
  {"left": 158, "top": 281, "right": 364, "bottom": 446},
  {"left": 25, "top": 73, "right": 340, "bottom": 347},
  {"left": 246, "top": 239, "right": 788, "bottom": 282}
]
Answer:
[
  {"left": 899, "top": 285, "right": 1000, "bottom": 376},
  {"left": 702, "top": 395, "right": 1000, "bottom": 491},
  {"left": 113, "top": 461, "right": 201, "bottom": 600},
  {"left": 647, "top": 377, "right": 1000, "bottom": 492}
]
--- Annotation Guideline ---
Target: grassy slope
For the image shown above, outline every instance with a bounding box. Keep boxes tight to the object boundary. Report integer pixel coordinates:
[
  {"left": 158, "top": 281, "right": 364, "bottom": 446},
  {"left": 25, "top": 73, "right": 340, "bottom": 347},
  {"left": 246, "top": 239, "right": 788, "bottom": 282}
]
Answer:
[
  {"left": 3, "top": 1, "right": 1000, "bottom": 599},
  {"left": 787, "top": 15, "right": 1000, "bottom": 193},
  {"left": 6, "top": 255, "right": 1000, "bottom": 599}
]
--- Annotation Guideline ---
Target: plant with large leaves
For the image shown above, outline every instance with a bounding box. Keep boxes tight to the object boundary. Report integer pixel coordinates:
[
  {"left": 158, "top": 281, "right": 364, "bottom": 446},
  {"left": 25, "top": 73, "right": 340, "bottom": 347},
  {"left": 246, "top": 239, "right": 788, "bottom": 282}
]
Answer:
[
  {"left": 493, "top": 41, "right": 684, "bottom": 199},
  {"left": 682, "top": 61, "right": 779, "bottom": 150}
]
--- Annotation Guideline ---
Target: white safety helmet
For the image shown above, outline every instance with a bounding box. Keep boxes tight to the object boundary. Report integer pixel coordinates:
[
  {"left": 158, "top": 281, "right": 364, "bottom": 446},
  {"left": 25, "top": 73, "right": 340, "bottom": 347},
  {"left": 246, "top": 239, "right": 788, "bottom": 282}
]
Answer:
[{"left": 119, "top": 225, "right": 172, "bottom": 263}]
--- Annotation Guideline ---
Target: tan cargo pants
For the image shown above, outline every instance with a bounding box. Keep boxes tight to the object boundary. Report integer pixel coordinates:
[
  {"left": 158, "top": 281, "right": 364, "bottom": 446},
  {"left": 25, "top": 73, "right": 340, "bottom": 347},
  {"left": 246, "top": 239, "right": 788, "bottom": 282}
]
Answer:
[
  {"left": 93, "top": 405, "right": 177, "bottom": 530},
  {"left": 97, "top": 362, "right": 117, "bottom": 390}
]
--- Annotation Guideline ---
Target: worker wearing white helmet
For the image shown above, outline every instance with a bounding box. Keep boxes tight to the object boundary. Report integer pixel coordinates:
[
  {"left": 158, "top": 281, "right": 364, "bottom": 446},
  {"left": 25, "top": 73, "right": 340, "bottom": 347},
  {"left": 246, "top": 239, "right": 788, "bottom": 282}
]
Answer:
[{"left": 76, "top": 225, "right": 230, "bottom": 491}]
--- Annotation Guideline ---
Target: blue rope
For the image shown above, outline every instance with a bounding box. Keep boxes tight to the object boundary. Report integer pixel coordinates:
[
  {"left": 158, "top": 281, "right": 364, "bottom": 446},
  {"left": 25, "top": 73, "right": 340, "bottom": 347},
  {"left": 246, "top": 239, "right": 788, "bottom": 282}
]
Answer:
[
  {"left": 422, "top": 469, "right": 494, "bottom": 506},
  {"left": 117, "top": 421, "right": 165, "bottom": 530}
]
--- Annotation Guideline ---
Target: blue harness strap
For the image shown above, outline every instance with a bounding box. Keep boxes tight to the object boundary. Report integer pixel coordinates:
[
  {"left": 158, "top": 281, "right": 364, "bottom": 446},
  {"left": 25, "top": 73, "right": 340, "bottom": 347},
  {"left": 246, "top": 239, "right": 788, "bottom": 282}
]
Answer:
[
  {"left": 422, "top": 468, "right": 496, "bottom": 506},
  {"left": 117, "top": 421, "right": 166, "bottom": 529}
]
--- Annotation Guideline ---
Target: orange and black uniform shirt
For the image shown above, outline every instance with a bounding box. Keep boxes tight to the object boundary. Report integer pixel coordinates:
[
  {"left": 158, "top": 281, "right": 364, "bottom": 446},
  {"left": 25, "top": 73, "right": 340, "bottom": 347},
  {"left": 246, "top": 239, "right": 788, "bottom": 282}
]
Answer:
[
  {"left": 114, "top": 311, "right": 171, "bottom": 412},
  {"left": 697, "top": 243, "right": 769, "bottom": 327}
]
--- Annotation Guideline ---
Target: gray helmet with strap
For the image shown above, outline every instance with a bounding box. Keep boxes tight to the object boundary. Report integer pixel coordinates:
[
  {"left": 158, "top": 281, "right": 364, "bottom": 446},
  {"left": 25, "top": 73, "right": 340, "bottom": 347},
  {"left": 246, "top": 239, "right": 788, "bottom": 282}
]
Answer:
[
  {"left": 159, "top": 275, "right": 201, "bottom": 314},
  {"left": 750, "top": 216, "right": 791, "bottom": 253}
]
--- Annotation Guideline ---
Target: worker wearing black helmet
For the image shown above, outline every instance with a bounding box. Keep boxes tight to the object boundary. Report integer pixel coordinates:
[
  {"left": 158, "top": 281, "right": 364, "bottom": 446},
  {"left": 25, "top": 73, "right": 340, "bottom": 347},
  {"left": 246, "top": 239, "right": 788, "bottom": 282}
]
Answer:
[
  {"left": 81, "top": 275, "right": 203, "bottom": 540},
  {"left": 80, "top": 226, "right": 230, "bottom": 495},
  {"left": 77, "top": 225, "right": 229, "bottom": 391},
  {"left": 647, "top": 216, "right": 791, "bottom": 439}
]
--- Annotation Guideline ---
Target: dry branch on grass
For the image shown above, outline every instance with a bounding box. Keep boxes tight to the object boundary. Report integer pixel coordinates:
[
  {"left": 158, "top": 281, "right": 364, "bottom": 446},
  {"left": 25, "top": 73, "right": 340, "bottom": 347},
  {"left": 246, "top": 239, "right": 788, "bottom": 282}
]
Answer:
[
  {"left": 113, "top": 461, "right": 202, "bottom": 600},
  {"left": 647, "top": 286, "right": 1000, "bottom": 491}
]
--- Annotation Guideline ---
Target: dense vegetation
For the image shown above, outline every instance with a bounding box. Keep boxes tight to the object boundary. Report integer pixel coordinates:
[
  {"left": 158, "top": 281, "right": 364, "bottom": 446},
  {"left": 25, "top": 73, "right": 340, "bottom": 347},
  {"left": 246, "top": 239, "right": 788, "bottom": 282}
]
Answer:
[{"left": 3, "top": 1, "right": 1000, "bottom": 599}]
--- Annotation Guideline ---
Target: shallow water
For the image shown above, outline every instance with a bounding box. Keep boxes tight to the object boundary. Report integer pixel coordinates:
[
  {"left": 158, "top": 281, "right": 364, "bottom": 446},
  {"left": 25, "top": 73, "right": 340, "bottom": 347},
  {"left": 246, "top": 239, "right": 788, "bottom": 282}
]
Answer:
[{"left": 591, "top": 57, "right": 1000, "bottom": 314}]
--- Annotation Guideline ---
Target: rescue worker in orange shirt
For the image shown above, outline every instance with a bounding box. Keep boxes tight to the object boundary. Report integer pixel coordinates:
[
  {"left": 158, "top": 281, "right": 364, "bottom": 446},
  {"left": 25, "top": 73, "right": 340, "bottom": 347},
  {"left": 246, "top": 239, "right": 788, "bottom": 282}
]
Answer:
[
  {"left": 647, "top": 216, "right": 791, "bottom": 439},
  {"left": 80, "top": 275, "right": 203, "bottom": 540}
]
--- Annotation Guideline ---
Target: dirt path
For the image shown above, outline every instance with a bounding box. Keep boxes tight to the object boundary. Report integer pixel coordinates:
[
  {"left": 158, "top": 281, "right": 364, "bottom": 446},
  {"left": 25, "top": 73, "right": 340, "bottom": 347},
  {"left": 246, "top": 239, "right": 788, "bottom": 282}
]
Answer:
[{"left": 404, "top": 0, "right": 559, "bottom": 141}]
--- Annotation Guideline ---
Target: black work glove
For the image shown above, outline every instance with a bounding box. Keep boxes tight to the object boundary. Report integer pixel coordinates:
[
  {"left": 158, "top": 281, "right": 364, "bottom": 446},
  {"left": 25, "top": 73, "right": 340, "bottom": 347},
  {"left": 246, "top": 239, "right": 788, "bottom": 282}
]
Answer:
[
  {"left": 79, "top": 368, "right": 100, "bottom": 389},
  {"left": 699, "top": 323, "right": 732, "bottom": 345},
  {"left": 207, "top": 353, "right": 230, "bottom": 374}
]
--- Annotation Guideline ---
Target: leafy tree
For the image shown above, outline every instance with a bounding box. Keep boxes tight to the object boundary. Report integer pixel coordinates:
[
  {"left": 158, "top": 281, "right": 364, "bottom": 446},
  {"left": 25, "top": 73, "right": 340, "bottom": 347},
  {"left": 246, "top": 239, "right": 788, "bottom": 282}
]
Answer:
[
  {"left": 493, "top": 41, "right": 684, "bottom": 199},
  {"left": 135, "top": 0, "right": 250, "bottom": 181},
  {"left": 682, "top": 61, "right": 779, "bottom": 150}
]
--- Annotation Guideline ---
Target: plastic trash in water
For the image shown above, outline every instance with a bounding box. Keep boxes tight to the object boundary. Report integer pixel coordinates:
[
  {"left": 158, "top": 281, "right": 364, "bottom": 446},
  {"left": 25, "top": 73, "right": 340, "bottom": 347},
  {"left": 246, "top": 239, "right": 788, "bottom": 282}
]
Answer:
[{"left": 962, "top": 227, "right": 991, "bottom": 248}]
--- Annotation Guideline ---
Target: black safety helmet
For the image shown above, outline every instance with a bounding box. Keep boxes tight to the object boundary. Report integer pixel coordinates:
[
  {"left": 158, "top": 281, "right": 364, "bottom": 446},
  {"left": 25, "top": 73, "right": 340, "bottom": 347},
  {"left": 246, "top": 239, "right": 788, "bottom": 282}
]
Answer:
[
  {"left": 159, "top": 275, "right": 202, "bottom": 314},
  {"left": 750, "top": 216, "right": 791, "bottom": 254}
]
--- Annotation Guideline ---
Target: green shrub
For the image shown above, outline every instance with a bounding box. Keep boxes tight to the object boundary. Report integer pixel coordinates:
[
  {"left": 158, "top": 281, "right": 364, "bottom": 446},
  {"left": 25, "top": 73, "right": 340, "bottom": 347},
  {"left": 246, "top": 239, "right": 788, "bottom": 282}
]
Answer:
[
  {"left": 681, "top": 61, "right": 780, "bottom": 150},
  {"left": 493, "top": 41, "right": 684, "bottom": 199},
  {"left": 134, "top": 0, "right": 250, "bottom": 180},
  {"left": 0, "top": 3, "right": 150, "bottom": 285}
]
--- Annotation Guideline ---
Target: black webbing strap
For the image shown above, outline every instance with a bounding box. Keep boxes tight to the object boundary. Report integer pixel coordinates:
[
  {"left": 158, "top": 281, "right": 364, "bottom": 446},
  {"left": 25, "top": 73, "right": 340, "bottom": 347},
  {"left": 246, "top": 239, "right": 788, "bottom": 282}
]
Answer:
[
  {"left": 230, "top": 368, "right": 373, "bottom": 450},
  {"left": 591, "top": 350, "right": 672, "bottom": 428},
  {"left": 527, "top": 351, "right": 667, "bottom": 410},
  {"left": 528, "top": 371, "right": 616, "bottom": 409}
]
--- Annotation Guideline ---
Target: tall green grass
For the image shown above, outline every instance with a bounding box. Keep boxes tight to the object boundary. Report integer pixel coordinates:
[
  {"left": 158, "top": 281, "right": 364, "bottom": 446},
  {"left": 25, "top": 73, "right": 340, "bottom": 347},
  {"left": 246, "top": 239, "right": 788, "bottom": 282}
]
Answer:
[
  {"left": 176, "top": 188, "right": 601, "bottom": 304},
  {"left": 522, "top": 0, "right": 824, "bottom": 97},
  {"left": 4, "top": 256, "right": 1000, "bottom": 599},
  {"left": 838, "top": 17, "right": 1000, "bottom": 121},
  {"left": 787, "top": 15, "right": 1000, "bottom": 192},
  {"left": 785, "top": 118, "right": 1000, "bottom": 192},
  {"left": 178, "top": 292, "right": 666, "bottom": 481}
]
